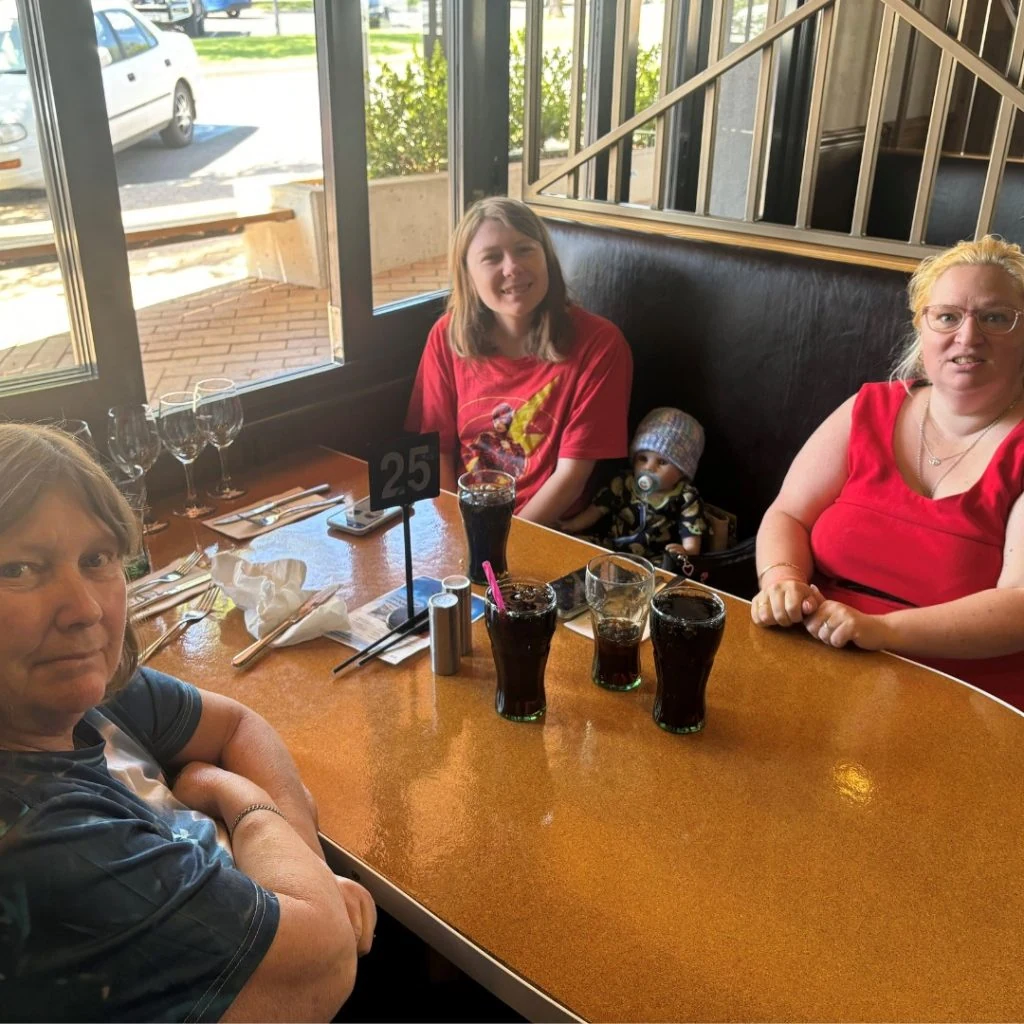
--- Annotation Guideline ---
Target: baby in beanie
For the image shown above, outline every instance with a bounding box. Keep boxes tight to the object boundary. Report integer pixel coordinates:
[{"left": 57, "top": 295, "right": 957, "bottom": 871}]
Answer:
[{"left": 559, "top": 407, "right": 708, "bottom": 561}]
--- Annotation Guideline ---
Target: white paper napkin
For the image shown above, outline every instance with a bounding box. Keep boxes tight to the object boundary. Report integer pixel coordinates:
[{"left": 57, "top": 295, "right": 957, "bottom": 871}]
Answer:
[{"left": 210, "top": 551, "right": 350, "bottom": 646}]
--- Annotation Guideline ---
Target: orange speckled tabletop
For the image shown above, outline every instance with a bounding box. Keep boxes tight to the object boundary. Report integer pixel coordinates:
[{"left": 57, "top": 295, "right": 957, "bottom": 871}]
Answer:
[{"left": 146, "top": 448, "right": 1024, "bottom": 1023}]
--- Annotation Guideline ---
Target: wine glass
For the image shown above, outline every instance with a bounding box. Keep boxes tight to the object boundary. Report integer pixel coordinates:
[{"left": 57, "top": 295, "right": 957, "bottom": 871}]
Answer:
[
  {"left": 193, "top": 378, "right": 246, "bottom": 499},
  {"left": 59, "top": 419, "right": 94, "bottom": 450},
  {"left": 107, "top": 404, "right": 168, "bottom": 535},
  {"left": 157, "top": 391, "right": 214, "bottom": 518}
]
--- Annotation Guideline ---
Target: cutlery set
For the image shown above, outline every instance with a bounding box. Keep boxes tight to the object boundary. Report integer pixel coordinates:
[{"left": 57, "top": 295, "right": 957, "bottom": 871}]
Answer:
[
  {"left": 210, "top": 484, "right": 337, "bottom": 527},
  {"left": 139, "top": 484, "right": 346, "bottom": 668}
]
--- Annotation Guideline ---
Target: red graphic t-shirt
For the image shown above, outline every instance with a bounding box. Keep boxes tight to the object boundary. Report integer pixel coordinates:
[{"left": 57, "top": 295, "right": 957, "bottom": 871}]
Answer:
[{"left": 405, "top": 306, "right": 632, "bottom": 512}]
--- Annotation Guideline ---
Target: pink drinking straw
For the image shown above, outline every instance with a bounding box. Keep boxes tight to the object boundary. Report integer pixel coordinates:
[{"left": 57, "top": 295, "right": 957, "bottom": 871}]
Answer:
[{"left": 482, "top": 560, "right": 507, "bottom": 614}]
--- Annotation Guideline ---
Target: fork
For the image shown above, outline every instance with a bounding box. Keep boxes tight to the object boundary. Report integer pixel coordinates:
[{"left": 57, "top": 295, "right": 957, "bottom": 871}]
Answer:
[
  {"left": 138, "top": 587, "right": 219, "bottom": 664},
  {"left": 129, "top": 549, "right": 204, "bottom": 597},
  {"left": 241, "top": 495, "right": 346, "bottom": 529}
]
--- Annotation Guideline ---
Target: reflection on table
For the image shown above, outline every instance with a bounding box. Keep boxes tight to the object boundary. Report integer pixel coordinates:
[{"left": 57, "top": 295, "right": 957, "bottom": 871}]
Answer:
[{"left": 146, "top": 446, "right": 1024, "bottom": 1023}]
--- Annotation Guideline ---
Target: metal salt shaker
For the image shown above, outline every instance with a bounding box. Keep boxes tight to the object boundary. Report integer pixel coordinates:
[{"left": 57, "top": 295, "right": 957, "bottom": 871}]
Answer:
[
  {"left": 442, "top": 574, "right": 473, "bottom": 655},
  {"left": 428, "top": 592, "right": 460, "bottom": 675}
]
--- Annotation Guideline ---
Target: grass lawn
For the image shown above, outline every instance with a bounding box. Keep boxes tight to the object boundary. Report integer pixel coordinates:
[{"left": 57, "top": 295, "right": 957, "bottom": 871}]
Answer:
[
  {"left": 194, "top": 30, "right": 421, "bottom": 63},
  {"left": 251, "top": 0, "right": 313, "bottom": 10}
]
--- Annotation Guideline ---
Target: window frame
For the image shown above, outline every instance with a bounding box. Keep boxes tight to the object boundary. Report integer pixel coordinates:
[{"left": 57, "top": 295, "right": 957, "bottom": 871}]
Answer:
[{"left": 0, "top": 0, "right": 511, "bottom": 459}]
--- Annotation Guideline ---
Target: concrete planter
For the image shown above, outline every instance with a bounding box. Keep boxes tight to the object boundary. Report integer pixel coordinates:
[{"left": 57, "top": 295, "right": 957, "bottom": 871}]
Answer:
[{"left": 243, "top": 149, "right": 656, "bottom": 287}]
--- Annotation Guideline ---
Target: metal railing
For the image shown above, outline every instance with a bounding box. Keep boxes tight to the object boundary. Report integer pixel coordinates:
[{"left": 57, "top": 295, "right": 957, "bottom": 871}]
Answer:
[{"left": 521, "top": 0, "right": 1024, "bottom": 262}]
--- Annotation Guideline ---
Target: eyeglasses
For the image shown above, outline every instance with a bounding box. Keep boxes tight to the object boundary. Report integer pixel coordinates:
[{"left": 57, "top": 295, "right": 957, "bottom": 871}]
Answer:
[{"left": 922, "top": 304, "right": 1023, "bottom": 335}]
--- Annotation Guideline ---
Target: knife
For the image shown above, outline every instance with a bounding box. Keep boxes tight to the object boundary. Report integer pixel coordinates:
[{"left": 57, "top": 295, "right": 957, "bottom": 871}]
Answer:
[
  {"left": 232, "top": 583, "right": 341, "bottom": 670},
  {"left": 210, "top": 484, "right": 331, "bottom": 526},
  {"left": 130, "top": 573, "right": 213, "bottom": 617}
]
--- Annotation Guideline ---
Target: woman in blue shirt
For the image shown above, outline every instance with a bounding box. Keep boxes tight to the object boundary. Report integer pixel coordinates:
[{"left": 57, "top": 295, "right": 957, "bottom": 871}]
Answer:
[{"left": 0, "top": 423, "right": 374, "bottom": 1022}]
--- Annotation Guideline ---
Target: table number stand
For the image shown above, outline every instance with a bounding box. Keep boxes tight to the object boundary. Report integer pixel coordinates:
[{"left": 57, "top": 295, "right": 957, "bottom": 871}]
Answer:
[{"left": 365, "top": 432, "right": 441, "bottom": 630}]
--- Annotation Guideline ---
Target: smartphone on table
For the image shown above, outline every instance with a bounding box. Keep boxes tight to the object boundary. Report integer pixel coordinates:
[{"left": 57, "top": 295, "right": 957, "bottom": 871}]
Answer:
[
  {"left": 549, "top": 565, "right": 589, "bottom": 621},
  {"left": 327, "top": 497, "right": 403, "bottom": 536}
]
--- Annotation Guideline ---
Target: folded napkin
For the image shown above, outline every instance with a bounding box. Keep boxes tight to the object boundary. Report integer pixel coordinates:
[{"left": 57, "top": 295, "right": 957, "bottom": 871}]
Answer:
[
  {"left": 202, "top": 487, "right": 340, "bottom": 541},
  {"left": 211, "top": 551, "right": 349, "bottom": 645},
  {"left": 129, "top": 565, "right": 213, "bottom": 622}
]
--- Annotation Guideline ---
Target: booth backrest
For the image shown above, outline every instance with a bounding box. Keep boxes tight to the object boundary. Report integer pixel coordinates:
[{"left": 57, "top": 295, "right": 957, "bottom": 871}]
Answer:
[{"left": 546, "top": 219, "right": 913, "bottom": 535}]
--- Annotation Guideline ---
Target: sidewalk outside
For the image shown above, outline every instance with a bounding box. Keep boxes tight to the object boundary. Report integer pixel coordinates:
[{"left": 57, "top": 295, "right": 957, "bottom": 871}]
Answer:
[{"left": 0, "top": 235, "right": 448, "bottom": 400}]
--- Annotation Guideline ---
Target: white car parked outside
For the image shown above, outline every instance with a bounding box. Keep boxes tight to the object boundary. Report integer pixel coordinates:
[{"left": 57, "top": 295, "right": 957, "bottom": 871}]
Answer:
[{"left": 0, "top": 0, "right": 201, "bottom": 192}]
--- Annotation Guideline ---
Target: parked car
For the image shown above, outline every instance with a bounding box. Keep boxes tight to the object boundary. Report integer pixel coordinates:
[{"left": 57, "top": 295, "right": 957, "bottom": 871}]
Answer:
[
  {"left": 132, "top": 0, "right": 204, "bottom": 38},
  {"left": 204, "top": 0, "right": 251, "bottom": 17},
  {"left": 368, "top": 1, "right": 397, "bottom": 29},
  {"left": 0, "top": 0, "right": 201, "bottom": 192}
]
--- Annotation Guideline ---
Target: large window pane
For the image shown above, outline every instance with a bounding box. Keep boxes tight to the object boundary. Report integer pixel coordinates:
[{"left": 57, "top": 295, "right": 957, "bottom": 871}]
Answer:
[
  {"left": 366, "top": 0, "right": 450, "bottom": 309},
  {"left": 93, "top": 3, "right": 334, "bottom": 399},
  {"left": 0, "top": 2, "right": 84, "bottom": 390}
]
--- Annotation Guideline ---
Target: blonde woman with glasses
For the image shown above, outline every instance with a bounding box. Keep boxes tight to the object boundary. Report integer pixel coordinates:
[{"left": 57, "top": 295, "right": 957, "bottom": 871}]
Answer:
[
  {"left": 405, "top": 196, "right": 633, "bottom": 526},
  {"left": 752, "top": 235, "right": 1024, "bottom": 710}
]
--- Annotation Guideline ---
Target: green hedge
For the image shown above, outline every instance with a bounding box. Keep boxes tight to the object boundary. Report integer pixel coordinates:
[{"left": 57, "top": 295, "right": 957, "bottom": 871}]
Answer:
[{"left": 366, "top": 31, "right": 662, "bottom": 180}]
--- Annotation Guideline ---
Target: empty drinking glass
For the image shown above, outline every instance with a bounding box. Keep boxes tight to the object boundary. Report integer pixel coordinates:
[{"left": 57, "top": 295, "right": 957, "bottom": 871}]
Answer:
[
  {"left": 157, "top": 391, "right": 213, "bottom": 518},
  {"left": 193, "top": 378, "right": 246, "bottom": 499},
  {"left": 107, "top": 404, "right": 167, "bottom": 534}
]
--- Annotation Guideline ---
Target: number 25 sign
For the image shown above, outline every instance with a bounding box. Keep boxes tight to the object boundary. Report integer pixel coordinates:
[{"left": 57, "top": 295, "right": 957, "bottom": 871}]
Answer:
[{"left": 367, "top": 432, "right": 441, "bottom": 512}]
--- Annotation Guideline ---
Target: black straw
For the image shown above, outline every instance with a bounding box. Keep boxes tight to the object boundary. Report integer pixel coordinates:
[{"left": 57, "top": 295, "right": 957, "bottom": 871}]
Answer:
[{"left": 331, "top": 607, "right": 429, "bottom": 674}]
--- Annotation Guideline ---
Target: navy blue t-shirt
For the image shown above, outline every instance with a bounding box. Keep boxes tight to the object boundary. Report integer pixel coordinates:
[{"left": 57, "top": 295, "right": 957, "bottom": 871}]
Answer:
[{"left": 0, "top": 668, "right": 279, "bottom": 1022}]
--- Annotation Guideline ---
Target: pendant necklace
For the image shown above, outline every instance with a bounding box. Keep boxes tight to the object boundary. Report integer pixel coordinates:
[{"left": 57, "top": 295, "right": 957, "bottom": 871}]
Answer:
[{"left": 916, "top": 389, "right": 1022, "bottom": 498}]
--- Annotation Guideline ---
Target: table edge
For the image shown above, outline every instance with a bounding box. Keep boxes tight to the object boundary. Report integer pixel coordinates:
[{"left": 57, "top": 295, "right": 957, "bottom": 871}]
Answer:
[{"left": 323, "top": 838, "right": 584, "bottom": 1024}]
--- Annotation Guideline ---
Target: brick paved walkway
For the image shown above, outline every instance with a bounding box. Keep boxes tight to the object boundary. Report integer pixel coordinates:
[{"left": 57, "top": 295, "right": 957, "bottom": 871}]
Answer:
[{"left": 0, "top": 248, "right": 449, "bottom": 401}]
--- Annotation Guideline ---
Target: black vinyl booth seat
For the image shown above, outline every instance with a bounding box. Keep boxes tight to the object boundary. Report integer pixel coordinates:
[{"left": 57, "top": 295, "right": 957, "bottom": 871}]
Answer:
[{"left": 546, "top": 218, "right": 912, "bottom": 539}]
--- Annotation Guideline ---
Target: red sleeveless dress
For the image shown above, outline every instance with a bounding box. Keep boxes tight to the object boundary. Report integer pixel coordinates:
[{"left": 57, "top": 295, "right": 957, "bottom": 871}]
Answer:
[{"left": 810, "top": 381, "right": 1024, "bottom": 710}]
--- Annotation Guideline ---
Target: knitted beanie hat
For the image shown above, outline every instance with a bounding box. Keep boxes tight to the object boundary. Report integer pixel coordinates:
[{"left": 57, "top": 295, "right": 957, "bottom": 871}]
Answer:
[{"left": 630, "top": 407, "right": 704, "bottom": 481}]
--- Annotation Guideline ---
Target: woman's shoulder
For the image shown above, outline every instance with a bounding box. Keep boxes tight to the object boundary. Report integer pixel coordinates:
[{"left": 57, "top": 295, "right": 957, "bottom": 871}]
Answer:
[
  {"left": 566, "top": 305, "right": 629, "bottom": 354},
  {"left": 851, "top": 379, "right": 915, "bottom": 416},
  {"left": 102, "top": 668, "right": 201, "bottom": 758},
  {"left": 424, "top": 312, "right": 457, "bottom": 359}
]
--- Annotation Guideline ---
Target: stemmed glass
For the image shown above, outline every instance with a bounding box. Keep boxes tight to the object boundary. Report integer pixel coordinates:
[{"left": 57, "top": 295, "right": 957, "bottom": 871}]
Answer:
[
  {"left": 107, "top": 404, "right": 168, "bottom": 535},
  {"left": 193, "top": 377, "right": 246, "bottom": 499},
  {"left": 157, "top": 391, "right": 214, "bottom": 518},
  {"left": 61, "top": 419, "right": 95, "bottom": 449}
]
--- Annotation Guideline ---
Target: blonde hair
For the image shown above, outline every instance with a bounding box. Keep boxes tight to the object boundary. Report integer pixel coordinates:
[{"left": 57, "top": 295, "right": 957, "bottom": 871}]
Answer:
[
  {"left": 892, "top": 235, "right": 1024, "bottom": 381},
  {"left": 446, "top": 196, "right": 573, "bottom": 361},
  {"left": 0, "top": 422, "right": 140, "bottom": 697}
]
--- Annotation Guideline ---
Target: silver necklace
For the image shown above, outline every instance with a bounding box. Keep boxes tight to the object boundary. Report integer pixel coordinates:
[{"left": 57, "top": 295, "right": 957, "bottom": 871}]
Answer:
[
  {"left": 919, "top": 416, "right": 962, "bottom": 466},
  {"left": 916, "top": 389, "right": 1021, "bottom": 498}
]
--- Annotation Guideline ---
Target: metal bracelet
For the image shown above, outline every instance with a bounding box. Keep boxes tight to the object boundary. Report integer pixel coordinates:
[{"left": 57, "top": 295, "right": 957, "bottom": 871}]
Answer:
[
  {"left": 230, "top": 802, "right": 287, "bottom": 836},
  {"left": 756, "top": 561, "right": 805, "bottom": 584}
]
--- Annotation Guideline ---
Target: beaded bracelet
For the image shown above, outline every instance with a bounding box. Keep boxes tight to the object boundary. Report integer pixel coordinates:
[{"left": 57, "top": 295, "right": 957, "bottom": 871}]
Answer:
[
  {"left": 756, "top": 561, "right": 806, "bottom": 584},
  {"left": 230, "top": 803, "right": 287, "bottom": 836}
]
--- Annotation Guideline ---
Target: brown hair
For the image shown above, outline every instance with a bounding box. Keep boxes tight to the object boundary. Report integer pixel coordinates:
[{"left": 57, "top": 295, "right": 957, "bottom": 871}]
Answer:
[
  {"left": 446, "top": 196, "right": 574, "bottom": 361},
  {"left": 893, "top": 234, "right": 1024, "bottom": 382},
  {"left": 0, "top": 422, "right": 140, "bottom": 695}
]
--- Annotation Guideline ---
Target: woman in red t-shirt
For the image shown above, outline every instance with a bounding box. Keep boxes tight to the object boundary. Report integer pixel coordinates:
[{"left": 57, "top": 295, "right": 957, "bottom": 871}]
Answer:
[
  {"left": 751, "top": 235, "right": 1024, "bottom": 710},
  {"left": 405, "top": 197, "right": 632, "bottom": 524}
]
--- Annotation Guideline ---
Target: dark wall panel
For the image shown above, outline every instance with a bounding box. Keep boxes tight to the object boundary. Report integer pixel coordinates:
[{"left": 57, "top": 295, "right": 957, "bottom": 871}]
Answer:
[{"left": 547, "top": 219, "right": 911, "bottom": 535}]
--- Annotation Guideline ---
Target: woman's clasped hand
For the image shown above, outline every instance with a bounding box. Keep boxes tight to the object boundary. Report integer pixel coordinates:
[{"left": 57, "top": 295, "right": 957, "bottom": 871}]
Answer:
[{"left": 752, "top": 577, "right": 892, "bottom": 652}]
